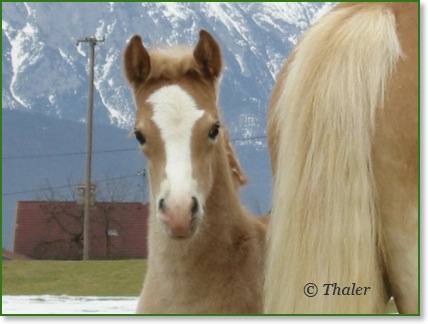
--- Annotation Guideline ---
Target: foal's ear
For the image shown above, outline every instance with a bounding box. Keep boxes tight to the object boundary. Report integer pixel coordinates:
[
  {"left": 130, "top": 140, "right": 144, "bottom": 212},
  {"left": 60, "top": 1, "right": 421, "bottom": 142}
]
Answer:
[
  {"left": 193, "top": 30, "right": 223, "bottom": 82},
  {"left": 124, "top": 35, "right": 151, "bottom": 86}
]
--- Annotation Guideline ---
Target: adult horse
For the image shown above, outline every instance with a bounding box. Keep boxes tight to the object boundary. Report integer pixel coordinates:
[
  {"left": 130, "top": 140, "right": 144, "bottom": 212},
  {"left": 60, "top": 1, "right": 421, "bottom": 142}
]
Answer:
[
  {"left": 265, "top": 2, "right": 418, "bottom": 314},
  {"left": 124, "top": 30, "right": 266, "bottom": 314}
]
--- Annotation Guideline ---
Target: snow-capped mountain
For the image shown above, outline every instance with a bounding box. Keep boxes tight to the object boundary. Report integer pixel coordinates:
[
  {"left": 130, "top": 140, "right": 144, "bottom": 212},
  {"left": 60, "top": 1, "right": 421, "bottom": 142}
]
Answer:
[
  {"left": 2, "top": 2, "right": 335, "bottom": 136},
  {"left": 2, "top": 2, "right": 336, "bottom": 249}
]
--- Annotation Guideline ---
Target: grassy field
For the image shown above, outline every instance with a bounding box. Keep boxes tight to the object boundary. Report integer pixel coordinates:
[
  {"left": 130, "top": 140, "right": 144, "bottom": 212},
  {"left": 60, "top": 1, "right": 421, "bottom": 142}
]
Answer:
[
  {"left": 2, "top": 259, "right": 147, "bottom": 296},
  {"left": 3, "top": 259, "right": 398, "bottom": 313}
]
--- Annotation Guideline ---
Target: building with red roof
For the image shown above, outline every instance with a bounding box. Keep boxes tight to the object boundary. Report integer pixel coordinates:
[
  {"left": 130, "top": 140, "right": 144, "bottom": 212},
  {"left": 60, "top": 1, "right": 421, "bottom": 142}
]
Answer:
[{"left": 12, "top": 201, "right": 149, "bottom": 260}]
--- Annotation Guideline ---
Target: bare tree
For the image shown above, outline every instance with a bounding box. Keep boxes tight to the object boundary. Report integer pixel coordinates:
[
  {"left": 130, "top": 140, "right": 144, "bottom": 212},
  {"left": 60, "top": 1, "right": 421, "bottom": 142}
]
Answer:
[
  {"left": 34, "top": 177, "right": 84, "bottom": 259},
  {"left": 94, "top": 172, "right": 139, "bottom": 258},
  {"left": 33, "top": 174, "right": 139, "bottom": 259}
]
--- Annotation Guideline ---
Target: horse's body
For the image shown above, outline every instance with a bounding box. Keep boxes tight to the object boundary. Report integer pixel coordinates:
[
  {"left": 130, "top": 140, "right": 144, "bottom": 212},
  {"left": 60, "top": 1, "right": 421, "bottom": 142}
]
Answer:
[
  {"left": 124, "top": 31, "right": 266, "bottom": 314},
  {"left": 265, "top": 2, "right": 418, "bottom": 314}
]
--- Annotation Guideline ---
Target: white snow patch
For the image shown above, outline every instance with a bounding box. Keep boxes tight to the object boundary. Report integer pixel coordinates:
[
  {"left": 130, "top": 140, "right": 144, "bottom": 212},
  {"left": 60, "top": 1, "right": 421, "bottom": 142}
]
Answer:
[
  {"left": 234, "top": 53, "right": 245, "bottom": 75},
  {"left": 204, "top": 3, "right": 250, "bottom": 37},
  {"left": 22, "top": 22, "right": 37, "bottom": 35},
  {"left": 93, "top": 48, "right": 129, "bottom": 127},
  {"left": 95, "top": 19, "right": 116, "bottom": 41},
  {"left": 2, "top": 20, "right": 43, "bottom": 109},
  {"left": 262, "top": 3, "right": 310, "bottom": 29},
  {"left": 76, "top": 43, "right": 87, "bottom": 57},
  {"left": 160, "top": 3, "right": 189, "bottom": 21},
  {"left": 59, "top": 48, "right": 73, "bottom": 66},
  {"left": 23, "top": 3, "right": 36, "bottom": 17},
  {"left": 96, "top": 20, "right": 106, "bottom": 40},
  {"left": 253, "top": 13, "right": 282, "bottom": 31},
  {"left": 48, "top": 94, "right": 56, "bottom": 105},
  {"left": 2, "top": 295, "right": 138, "bottom": 315},
  {"left": 288, "top": 34, "right": 299, "bottom": 46}
]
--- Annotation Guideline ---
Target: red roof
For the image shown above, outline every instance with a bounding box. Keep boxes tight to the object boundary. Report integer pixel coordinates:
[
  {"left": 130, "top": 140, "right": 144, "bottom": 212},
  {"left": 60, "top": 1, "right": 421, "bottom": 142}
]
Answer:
[{"left": 13, "top": 201, "right": 149, "bottom": 260}]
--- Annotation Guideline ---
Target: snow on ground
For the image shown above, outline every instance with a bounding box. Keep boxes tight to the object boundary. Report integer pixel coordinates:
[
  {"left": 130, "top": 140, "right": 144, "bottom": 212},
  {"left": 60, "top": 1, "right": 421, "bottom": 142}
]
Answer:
[
  {"left": 2, "top": 295, "right": 138, "bottom": 315},
  {"left": 2, "top": 295, "right": 399, "bottom": 317}
]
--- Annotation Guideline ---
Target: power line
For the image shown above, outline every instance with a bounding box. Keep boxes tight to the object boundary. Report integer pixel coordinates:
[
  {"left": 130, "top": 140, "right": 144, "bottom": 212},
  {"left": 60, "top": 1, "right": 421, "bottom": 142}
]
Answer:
[
  {"left": 231, "top": 135, "right": 267, "bottom": 142},
  {"left": 3, "top": 148, "right": 137, "bottom": 160},
  {"left": 2, "top": 134, "right": 269, "bottom": 196},
  {"left": 2, "top": 167, "right": 273, "bottom": 198},
  {"left": 2, "top": 135, "right": 267, "bottom": 161},
  {"left": 2, "top": 174, "right": 137, "bottom": 197},
  {"left": 2, "top": 184, "right": 76, "bottom": 197}
]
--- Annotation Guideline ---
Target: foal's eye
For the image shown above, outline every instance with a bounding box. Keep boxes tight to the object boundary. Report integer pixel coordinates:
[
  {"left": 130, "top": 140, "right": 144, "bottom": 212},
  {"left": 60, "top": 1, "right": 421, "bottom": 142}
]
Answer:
[
  {"left": 209, "top": 122, "right": 220, "bottom": 141},
  {"left": 134, "top": 131, "right": 146, "bottom": 145}
]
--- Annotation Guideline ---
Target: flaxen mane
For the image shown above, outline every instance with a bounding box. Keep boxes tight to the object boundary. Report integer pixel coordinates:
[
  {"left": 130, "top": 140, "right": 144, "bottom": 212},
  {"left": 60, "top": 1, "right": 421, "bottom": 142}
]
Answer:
[{"left": 265, "top": 2, "right": 418, "bottom": 314}]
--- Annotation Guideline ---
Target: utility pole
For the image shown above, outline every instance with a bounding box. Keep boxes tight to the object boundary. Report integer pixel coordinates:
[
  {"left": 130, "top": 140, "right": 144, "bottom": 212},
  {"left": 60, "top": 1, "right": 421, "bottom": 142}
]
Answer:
[
  {"left": 76, "top": 36, "right": 105, "bottom": 260},
  {"left": 137, "top": 169, "right": 147, "bottom": 203}
]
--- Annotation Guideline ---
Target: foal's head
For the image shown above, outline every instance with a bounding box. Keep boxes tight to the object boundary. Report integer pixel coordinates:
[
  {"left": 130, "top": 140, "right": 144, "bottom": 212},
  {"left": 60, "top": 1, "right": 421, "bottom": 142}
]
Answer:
[{"left": 124, "top": 30, "right": 229, "bottom": 239}]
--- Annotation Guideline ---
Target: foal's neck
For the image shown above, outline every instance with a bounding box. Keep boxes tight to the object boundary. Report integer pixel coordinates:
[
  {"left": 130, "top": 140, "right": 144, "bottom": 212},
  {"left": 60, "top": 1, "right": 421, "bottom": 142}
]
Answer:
[{"left": 206, "top": 141, "right": 246, "bottom": 220}]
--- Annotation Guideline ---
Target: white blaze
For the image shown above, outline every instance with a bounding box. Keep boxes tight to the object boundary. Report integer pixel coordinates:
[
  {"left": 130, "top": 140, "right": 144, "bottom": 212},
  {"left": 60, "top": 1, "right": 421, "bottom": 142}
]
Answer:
[{"left": 148, "top": 85, "right": 204, "bottom": 204}]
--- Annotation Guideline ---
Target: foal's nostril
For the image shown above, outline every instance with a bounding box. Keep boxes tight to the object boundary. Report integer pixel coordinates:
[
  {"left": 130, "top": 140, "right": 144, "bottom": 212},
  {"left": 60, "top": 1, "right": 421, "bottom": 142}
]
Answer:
[
  {"left": 191, "top": 197, "right": 199, "bottom": 217},
  {"left": 158, "top": 198, "right": 166, "bottom": 212}
]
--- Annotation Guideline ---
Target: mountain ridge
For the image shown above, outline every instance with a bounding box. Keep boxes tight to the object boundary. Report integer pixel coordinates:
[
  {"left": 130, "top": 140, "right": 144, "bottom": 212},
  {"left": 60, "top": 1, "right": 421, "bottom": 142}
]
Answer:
[
  {"left": 2, "top": 2, "right": 335, "bottom": 249},
  {"left": 2, "top": 2, "right": 335, "bottom": 134}
]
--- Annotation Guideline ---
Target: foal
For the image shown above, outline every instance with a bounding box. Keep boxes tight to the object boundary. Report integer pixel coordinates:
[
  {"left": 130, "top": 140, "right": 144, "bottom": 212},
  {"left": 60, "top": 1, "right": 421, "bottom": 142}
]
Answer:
[{"left": 124, "top": 30, "right": 266, "bottom": 314}]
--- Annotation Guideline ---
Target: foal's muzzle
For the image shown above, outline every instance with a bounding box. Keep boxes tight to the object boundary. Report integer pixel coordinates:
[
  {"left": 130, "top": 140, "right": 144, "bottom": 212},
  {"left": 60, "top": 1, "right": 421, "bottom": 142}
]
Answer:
[{"left": 157, "top": 195, "right": 200, "bottom": 238}]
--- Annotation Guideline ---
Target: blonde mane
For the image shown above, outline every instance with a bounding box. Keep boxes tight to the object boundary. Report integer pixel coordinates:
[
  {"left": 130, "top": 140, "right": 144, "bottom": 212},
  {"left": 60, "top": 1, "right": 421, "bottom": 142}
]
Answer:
[{"left": 265, "top": 2, "right": 417, "bottom": 314}]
